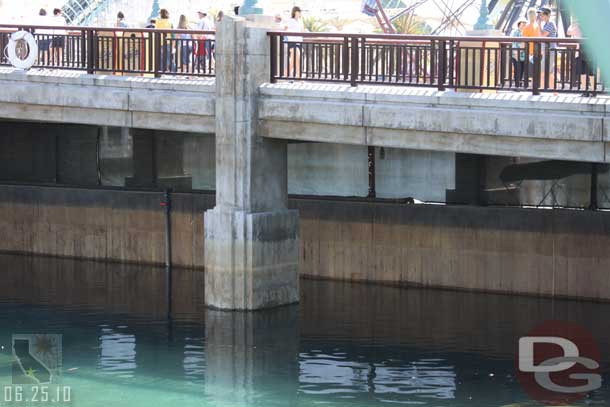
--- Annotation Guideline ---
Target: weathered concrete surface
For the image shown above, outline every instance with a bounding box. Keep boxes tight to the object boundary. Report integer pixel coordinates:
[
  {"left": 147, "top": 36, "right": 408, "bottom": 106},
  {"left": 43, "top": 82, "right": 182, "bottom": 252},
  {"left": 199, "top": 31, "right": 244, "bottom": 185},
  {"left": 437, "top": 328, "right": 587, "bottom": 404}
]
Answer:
[
  {"left": 288, "top": 143, "right": 455, "bottom": 201},
  {"left": 259, "top": 83, "right": 610, "bottom": 163},
  {"left": 204, "top": 209, "right": 300, "bottom": 309},
  {"left": 0, "top": 68, "right": 215, "bottom": 133},
  {"left": 2, "top": 184, "right": 610, "bottom": 301},
  {"left": 204, "top": 16, "right": 299, "bottom": 310},
  {"left": 294, "top": 198, "right": 610, "bottom": 302},
  {"left": 0, "top": 184, "right": 213, "bottom": 268}
]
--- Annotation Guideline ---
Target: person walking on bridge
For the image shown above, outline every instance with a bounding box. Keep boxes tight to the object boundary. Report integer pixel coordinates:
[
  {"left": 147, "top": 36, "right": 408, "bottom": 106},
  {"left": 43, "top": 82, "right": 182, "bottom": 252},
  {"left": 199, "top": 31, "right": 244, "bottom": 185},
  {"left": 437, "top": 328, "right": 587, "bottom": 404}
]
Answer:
[
  {"left": 177, "top": 14, "right": 193, "bottom": 72},
  {"left": 538, "top": 6, "right": 557, "bottom": 89},
  {"left": 283, "top": 6, "right": 305, "bottom": 79},
  {"left": 156, "top": 9, "right": 176, "bottom": 73},
  {"left": 35, "top": 9, "right": 52, "bottom": 65},
  {"left": 50, "top": 8, "right": 67, "bottom": 65},
  {"left": 522, "top": 7, "right": 541, "bottom": 86},
  {"left": 195, "top": 10, "right": 214, "bottom": 73},
  {"left": 522, "top": 8, "right": 541, "bottom": 59},
  {"left": 511, "top": 18, "right": 528, "bottom": 88},
  {"left": 115, "top": 11, "right": 128, "bottom": 28},
  {"left": 196, "top": 11, "right": 215, "bottom": 63}
]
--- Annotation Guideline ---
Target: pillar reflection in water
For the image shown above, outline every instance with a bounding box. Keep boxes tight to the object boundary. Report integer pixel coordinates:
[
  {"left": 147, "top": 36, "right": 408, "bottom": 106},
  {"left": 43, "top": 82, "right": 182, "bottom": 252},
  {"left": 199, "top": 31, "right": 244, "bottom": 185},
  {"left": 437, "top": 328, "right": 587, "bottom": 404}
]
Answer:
[
  {"left": 204, "top": 306, "right": 299, "bottom": 407},
  {"left": 99, "top": 327, "right": 137, "bottom": 378}
]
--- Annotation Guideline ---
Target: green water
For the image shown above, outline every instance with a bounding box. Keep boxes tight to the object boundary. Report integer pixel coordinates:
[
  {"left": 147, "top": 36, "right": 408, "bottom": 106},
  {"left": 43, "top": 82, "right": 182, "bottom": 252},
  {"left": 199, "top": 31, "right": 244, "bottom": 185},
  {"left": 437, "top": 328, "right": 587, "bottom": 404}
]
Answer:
[{"left": 0, "top": 254, "right": 607, "bottom": 406}]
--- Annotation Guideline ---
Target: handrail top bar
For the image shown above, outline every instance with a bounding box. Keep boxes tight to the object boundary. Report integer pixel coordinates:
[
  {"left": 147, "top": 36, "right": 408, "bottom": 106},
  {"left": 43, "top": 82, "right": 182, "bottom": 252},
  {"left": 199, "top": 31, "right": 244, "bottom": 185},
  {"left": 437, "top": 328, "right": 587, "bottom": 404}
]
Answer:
[
  {"left": 0, "top": 24, "right": 582, "bottom": 42},
  {"left": 0, "top": 24, "right": 215, "bottom": 35},
  {"left": 267, "top": 30, "right": 583, "bottom": 43}
]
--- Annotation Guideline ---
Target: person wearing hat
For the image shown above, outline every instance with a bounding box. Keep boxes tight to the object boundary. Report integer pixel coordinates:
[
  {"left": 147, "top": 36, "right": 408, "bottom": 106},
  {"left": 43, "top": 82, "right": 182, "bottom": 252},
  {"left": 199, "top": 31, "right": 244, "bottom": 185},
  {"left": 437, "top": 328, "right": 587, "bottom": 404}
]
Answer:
[
  {"left": 196, "top": 10, "right": 209, "bottom": 30},
  {"left": 511, "top": 18, "right": 528, "bottom": 88},
  {"left": 539, "top": 6, "right": 557, "bottom": 88},
  {"left": 195, "top": 10, "right": 215, "bottom": 72}
]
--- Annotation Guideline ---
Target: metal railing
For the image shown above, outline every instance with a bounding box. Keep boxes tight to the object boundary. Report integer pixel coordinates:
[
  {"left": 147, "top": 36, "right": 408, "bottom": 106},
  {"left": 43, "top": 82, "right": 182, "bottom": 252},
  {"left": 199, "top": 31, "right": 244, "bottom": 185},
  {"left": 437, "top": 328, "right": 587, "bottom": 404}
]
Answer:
[
  {"left": 0, "top": 25, "right": 216, "bottom": 77},
  {"left": 268, "top": 32, "right": 603, "bottom": 96}
]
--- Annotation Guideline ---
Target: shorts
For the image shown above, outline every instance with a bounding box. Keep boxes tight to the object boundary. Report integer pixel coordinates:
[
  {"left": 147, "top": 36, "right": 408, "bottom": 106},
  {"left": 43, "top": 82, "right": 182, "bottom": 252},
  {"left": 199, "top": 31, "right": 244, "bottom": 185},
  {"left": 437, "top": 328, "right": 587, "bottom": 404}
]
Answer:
[
  {"left": 541, "top": 46, "right": 556, "bottom": 74},
  {"left": 52, "top": 36, "right": 65, "bottom": 48},
  {"left": 287, "top": 43, "right": 302, "bottom": 51},
  {"left": 38, "top": 39, "right": 50, "bottom": 52}
]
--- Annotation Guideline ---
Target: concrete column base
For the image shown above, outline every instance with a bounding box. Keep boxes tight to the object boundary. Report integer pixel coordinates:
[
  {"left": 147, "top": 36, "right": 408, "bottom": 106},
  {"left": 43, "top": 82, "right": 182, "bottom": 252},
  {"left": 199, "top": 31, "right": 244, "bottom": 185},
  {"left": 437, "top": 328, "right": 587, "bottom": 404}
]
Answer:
[{"left": 204, "top": 208, "right": 300, "bottom": 310}]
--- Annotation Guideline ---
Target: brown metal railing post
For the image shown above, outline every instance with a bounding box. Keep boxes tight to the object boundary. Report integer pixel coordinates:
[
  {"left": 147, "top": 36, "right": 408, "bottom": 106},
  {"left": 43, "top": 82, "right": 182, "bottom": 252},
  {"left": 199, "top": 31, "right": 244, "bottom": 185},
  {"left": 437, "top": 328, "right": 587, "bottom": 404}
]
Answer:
[
  {"left": 350, "top": 36, "right": 358, "bottom": 87},
  {"left": 360, "top": 37, "right": 367, "bottom": 82},
  {"left": 86, "top": 29, "right": 95, "bottom": 74},
  {"left": 532, "top": 42, "right": 541, "bottom": 96},
  {"left": 448, "top": 40, "right": 455, "bottom": 89},
  {"left": 80, "top": 29, "right": 87, "bottom": 69},
  {"left": 154, "top": 31, "right": 161, "bottom": 78},
  {"left": 438, "top": 40, "right": 446, "bottom": 91},
  {"left": 543, "top": 42, "right": 550, "bottom": 91},
  {"left": 343, "top": 36, "right": 349, "bottom": 82},
  {"left": 270, "top": 34, "right": 277, "bottom": 83},
  {"left": 499, "top": 44, "right": 506, "bottom": 88}
]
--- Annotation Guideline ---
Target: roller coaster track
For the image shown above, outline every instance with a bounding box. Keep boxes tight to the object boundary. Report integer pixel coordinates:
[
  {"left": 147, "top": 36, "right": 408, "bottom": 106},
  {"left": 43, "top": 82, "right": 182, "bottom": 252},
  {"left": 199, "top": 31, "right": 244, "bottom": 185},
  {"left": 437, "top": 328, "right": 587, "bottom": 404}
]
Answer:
[{"left": 61, "top": 0, "right": 108, "bottom": 25}]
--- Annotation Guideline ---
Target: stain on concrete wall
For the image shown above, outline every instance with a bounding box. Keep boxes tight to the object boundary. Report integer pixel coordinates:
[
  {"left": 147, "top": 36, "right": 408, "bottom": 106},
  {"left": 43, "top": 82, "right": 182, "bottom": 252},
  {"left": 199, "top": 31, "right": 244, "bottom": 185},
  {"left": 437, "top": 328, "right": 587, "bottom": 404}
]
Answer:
[{"left": 0, "top": 185, "right": 609, "bottom": 301}]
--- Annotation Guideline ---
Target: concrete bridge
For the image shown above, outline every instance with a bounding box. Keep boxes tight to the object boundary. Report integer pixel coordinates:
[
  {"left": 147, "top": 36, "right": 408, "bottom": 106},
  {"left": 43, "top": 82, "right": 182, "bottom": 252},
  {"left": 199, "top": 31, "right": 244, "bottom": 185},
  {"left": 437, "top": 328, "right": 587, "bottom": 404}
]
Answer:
[
  {"left": 1, "top": 68, "right": 608, "bottom": 164},
  {"left": 1, "top": 17, "right": 609, "bottom": 310}
]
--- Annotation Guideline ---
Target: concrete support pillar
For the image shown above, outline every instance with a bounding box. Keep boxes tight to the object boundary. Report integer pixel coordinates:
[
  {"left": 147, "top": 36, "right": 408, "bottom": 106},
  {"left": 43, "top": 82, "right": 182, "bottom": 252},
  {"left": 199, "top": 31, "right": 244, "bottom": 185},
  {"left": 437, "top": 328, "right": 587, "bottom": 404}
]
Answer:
[{"left": 204, "top": 16, "right": 299, "bottom": 310}]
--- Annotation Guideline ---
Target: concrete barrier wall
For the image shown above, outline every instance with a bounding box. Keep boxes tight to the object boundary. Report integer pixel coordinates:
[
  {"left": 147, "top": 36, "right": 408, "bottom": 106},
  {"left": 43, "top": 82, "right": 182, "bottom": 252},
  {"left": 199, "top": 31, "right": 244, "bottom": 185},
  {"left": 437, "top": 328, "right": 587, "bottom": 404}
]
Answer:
[
  {"left": 0, "top": 185, "right": 213, "bottom": 268},
  {"left": 293, "top": 199, "right": 610, "bottom": 302},
  {"left": 1, "top": 185, "right": 609, "bottom": 301}
]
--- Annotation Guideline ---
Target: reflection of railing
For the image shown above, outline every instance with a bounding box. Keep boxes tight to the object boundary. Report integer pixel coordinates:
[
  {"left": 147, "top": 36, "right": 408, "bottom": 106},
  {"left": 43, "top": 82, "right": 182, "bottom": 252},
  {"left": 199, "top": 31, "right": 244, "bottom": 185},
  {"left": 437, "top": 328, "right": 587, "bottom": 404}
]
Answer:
[
  {"left": 268, "top": 32, "right": 604, "bottom": 96},
  {"left": 0, "top": 25, "right": 216, "bottom": 78}
]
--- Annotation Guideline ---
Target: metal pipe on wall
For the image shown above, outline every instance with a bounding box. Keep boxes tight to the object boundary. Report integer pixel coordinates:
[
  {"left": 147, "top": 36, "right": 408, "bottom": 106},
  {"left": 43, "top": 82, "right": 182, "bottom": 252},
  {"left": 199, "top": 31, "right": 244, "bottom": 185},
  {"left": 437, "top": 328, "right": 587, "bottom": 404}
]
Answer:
[{"left": 161, "top": 189, "right": 172, "bottom": 319}]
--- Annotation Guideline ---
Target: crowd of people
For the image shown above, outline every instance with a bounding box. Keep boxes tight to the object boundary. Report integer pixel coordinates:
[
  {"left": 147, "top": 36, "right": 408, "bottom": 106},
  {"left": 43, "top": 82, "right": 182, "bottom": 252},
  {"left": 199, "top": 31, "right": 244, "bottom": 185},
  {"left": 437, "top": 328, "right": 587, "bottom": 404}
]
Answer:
[
  {"left": 138, "top": 5, "right": 306, "bottom": 74},
  {"left": 23, "top": 4, "right": 308, "bottom": 74},
  {"left": 509, "top": 6, "right": 589, "bottom": 90},
  {"left": 20, "top": 4, "right": 593, "bottom": 90}
]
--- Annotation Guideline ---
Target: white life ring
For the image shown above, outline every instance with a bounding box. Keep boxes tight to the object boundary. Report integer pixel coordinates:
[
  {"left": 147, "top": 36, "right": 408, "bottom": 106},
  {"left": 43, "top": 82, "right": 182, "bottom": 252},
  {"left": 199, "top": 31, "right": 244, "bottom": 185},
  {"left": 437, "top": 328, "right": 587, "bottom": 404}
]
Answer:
[{"left": 6, "top": 31, "right": 38, "bottom": 69}]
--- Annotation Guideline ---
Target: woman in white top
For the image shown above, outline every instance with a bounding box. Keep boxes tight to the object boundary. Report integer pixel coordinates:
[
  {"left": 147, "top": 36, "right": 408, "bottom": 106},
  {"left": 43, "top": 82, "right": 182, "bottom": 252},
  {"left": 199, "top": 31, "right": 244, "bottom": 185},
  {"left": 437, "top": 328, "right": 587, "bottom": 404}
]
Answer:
[
  {"left": 36, "top": 9, "right": 53, "bottom": 63},
  {"left": 284, "top": 6, "right": 305, "bottom": 78},
  {"left": 50, "top": 8, "right": 67, "bottom": 64}
]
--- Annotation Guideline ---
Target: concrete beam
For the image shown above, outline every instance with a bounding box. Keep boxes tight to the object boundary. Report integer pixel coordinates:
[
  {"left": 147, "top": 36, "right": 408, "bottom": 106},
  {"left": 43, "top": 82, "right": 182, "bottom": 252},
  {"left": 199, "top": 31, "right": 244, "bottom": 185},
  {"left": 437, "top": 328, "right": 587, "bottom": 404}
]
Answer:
[
  {"left": 259, "top": 83, "right": 610, "bottom": 163},
  {"left": 0, "top": 69, "right": 215, "bottom": 133}
]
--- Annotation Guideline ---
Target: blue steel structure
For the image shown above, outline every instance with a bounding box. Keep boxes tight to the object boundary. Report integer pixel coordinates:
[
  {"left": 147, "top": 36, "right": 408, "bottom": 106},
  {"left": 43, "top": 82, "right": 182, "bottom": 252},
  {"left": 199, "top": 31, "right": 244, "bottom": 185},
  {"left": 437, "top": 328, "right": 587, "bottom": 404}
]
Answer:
[
  {"left": 61, "top": 0, "right": 106, "bottom": 25},
  {"left": 62, "top": 0, "right": 155, "bottom": 27}
]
